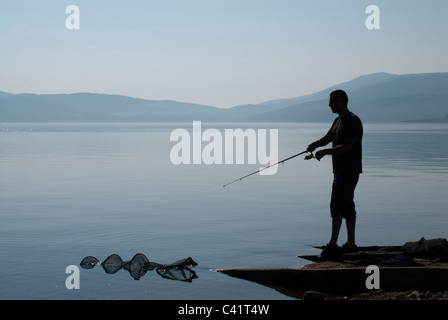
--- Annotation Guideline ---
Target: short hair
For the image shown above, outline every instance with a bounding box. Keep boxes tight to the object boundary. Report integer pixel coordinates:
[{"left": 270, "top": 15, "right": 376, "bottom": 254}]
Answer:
[{"left": 330, "top": 90, "right": 348, "bottom": 106}]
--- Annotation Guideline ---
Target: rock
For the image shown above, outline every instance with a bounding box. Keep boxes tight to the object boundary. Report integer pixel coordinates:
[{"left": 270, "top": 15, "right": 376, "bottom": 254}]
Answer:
[
  {"left": 429, "top": 292, "right": 442, "bottom": 300},
  {"left": 303, "top": 291, "right": 324, "bottom": 301},
  {"left": 402, "top": 238, "right": 448, "bottom": 258},
  {"left": 407, "top": 290, "right": 423, "bottom": 300}
]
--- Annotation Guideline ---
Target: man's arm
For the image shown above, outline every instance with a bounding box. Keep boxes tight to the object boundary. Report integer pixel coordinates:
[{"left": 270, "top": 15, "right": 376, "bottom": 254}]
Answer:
[
  {"left": 315, "top": 137, "right": 355, "bottom": 160},
  {"left": 307, "top": 130, "right": 332, "bottom": 153}
]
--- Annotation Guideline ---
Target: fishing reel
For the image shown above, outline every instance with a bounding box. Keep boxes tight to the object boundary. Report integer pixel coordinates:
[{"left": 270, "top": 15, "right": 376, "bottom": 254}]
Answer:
[{"left": 304, "top": 151, "right": 315, "bottom": 160}]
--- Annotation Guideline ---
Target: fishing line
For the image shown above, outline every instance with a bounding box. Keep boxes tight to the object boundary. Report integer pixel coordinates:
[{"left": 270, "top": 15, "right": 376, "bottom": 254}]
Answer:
[{"left": 223, "top": 150, "right": 314, "bottom": 187}]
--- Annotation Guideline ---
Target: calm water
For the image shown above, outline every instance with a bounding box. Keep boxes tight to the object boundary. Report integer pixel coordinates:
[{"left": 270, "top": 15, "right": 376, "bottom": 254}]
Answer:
[{"left": 0, "top": 122, "right": 447, "bottom": 300}]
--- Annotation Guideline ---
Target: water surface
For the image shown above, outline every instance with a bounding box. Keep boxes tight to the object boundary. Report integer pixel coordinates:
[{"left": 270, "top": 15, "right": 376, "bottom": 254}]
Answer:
[{"left": 0, "top": 122, "right": 447, "bottom": 299}]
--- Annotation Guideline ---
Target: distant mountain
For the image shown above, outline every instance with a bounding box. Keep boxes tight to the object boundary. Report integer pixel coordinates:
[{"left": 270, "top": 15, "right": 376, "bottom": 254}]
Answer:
[
  {"left": 223, "top": 72, "right": 401, "bottom": 119},
  {"left": 249, "top": 72, "right": 448, "bottom": 123},
  {"left": 0, "top": 92, "right": 226, "bottom": 122},
  {"left": 1, "top": 72, "right": 447, "bottom": 123},
  {"left": 252, "top": 72, "right": 400, "bottom": 109}
]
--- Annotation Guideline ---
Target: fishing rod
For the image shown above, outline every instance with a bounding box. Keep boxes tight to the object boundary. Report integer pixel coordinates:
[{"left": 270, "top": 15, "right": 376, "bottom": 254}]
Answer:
[{"left": 222, "top": 150, "right": 314, "bottom": 187}]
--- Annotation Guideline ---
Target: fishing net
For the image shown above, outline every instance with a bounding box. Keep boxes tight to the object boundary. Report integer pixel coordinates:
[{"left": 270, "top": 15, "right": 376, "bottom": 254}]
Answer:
[
  {"left": 79, "top": 256, "right": 100, "bottom": 269},
  {"left": 101, "top": 254, "right": 123, "bottom": 274},
  {"left": 156, "top": 257, "right": 198, "bottom": 282},
  {"left": 80, "top": 253, "right": 198, "bottom": 281}
]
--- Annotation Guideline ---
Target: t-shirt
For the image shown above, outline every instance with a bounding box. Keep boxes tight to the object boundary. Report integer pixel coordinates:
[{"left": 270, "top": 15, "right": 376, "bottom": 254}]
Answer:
[{"left": 327, "top": 112, "right": 363, "bottom": 174}]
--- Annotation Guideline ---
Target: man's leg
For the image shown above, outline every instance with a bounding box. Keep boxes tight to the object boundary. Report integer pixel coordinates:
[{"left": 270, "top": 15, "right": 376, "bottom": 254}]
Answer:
[
  {"left": 318, "top": 214, "right": 342, "bottom": 260},
  {"left": 344, "top": 174, "right": 359, "bottom": 248},
  {"left": 345, "top": 216, "right": 356, "bottom": 247},
  {"left": 329, "top": 215, "right": 343, "bottom": 247}
]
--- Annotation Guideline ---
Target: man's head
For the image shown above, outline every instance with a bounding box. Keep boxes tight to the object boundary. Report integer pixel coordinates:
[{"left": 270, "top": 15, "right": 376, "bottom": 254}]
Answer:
[{"left": 329, "top": 90, "right": 349, "bottom": 114}]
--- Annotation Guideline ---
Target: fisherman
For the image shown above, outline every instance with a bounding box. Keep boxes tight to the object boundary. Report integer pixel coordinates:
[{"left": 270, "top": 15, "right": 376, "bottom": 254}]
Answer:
[{"left": 306, "top": 89, "right": 363, "bottom": 260}]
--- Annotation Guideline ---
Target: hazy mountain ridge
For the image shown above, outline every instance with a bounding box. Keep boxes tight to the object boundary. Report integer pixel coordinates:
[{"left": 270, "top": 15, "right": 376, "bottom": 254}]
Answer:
[
  {"left": 1, "top": 72, "right": 447, "bottom": 123},
  {"left": 0, "top": 92, "right": 226, "bottom": 122},
  {"left": 249, "top": 72, "right": 448, "bottom": 122}
]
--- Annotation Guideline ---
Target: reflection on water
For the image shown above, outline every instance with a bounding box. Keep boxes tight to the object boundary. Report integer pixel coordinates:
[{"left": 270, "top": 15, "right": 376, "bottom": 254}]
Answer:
[{"left": 80, "top": 253, "right": 198, "bottom": 282}]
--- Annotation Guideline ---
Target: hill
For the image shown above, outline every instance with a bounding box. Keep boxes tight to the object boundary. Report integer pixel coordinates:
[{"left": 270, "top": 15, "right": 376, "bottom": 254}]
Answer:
[
  {"left": 248, "top": 72, "right": 448, "bottom": 123},
  {"left": 1, "top": 72, "right": 447, "bottom": 123}
]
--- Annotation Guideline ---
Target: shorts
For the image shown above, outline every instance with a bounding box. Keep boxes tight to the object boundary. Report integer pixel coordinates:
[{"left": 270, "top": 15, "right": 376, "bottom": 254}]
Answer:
[{"left": 330, "top": 173, "right": 359, "bottom": 218}]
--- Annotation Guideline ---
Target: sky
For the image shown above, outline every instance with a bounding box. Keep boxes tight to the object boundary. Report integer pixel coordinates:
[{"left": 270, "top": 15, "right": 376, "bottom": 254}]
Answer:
[{"left": 0, "top": 0, "right": 447, "bottom": 108}]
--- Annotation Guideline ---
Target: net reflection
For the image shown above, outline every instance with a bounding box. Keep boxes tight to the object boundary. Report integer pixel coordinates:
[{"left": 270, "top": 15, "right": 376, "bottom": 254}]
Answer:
[{"left": 80, "top": 253, "right": 198, "bottom": 281}]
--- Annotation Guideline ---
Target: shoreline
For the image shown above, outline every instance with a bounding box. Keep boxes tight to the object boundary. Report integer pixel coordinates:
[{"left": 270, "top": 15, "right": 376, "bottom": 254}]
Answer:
[{"left": 217, "top": 238, "right": 448, "bottom": 300}]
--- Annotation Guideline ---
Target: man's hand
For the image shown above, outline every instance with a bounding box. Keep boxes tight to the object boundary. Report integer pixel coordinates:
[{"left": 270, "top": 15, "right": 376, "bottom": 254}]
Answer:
[
  {"left": 315, "top": 149, "right": 328, "bottom": 161},
  {"left": 307, "top": 142, "right": 318, "bottom": 153},
  {"left": 304, "top": 150, "right": 327, "bottom": 161}
]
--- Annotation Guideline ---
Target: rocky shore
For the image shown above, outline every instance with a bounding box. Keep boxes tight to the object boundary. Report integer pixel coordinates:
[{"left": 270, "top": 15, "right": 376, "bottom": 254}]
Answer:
[
  {"left": 218, "top": 238, "right": 448, "bottom": 300},
  {"left": 301, "top": 238, "right": 448, "bottom": 300},
  {"left": 303, "top": 289, "right": 448, "bottom": 300},
  {"left": 344, "top": 289, "right": 448, "bottom": 300}
]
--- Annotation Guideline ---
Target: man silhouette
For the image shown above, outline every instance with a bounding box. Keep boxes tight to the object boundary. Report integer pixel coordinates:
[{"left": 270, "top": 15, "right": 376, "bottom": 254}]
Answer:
[{"left": 307, "top": 90, "right": 363, "bottom": 260}]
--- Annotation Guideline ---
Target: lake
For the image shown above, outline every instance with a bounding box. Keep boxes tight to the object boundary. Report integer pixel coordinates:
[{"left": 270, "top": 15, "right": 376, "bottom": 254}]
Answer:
[{"left": 0, "top": 122, "right": 447, "bottom": 299}]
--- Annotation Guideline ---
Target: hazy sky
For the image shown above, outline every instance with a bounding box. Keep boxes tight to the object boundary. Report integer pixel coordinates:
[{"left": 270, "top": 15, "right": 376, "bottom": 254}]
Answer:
[{"left": 1, "top": 0, "right": 447, "bottom": 108}]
